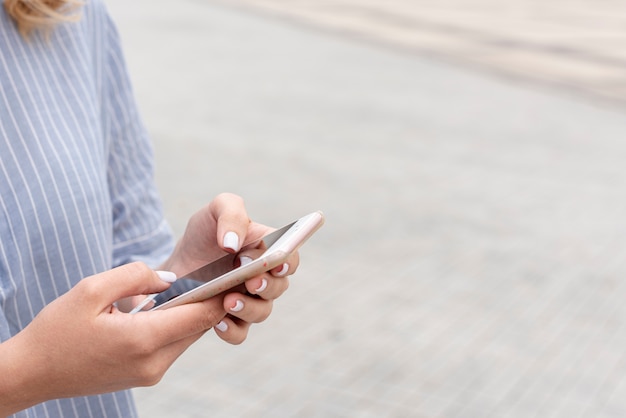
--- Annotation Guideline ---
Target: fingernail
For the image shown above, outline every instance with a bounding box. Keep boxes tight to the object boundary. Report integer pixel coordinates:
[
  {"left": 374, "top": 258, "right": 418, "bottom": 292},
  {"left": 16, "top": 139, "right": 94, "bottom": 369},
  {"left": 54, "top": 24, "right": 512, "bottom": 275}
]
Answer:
[
  {"left": 215, "top": 321, "right": 228, "bottom": 332},
  {"left": 156, "top": 271, "right": 177, "bottom": 283},
  {"left": 275, "top": 263, "right": 289, "bottom": 277},
  {"left": 239, "top": 256, "right": 253, "bottom": 267},
  {"left": 230, "top": 299, "right": 244, "bottom": 312},
  {"left": 255, "top": 278, "right": 268, "bottom": 293},
  {"left": 223, "top": 231, "right": 240, "bottom": 252}
]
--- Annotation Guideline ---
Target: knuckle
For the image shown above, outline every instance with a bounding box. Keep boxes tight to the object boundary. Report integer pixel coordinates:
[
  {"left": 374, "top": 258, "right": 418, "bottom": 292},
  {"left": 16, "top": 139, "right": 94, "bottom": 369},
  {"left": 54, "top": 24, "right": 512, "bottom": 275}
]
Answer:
[
  {"left": 228, "top": 334, "right": 247, "bottom": 346},
  {"left": 135, "top": 361, "right": 166, "bottom": 387},
  {"left": 256, "top": 306, "right": 273, "bottom": 323},
  {"left": 124, "top": 331, "right": 158, "bottom": 357},
  {"left": 119, "top": 261, "right": 152, "bottom": 278},
  {"left": 247, "top": 299, "right": 273, "bottom": 323},
  {"left": 213, "top": 192, "right": 243, "bottom": 208},
  {"left": 74, "top": 277, "right": 99, "bottom": 302}
]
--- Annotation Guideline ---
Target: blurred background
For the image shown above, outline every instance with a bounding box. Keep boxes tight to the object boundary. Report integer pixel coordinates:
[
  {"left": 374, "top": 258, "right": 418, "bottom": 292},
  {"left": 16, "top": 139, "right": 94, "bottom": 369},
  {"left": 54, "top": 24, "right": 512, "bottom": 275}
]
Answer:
[{"left": 106, "top": 0, "right": 626, "bottom": 417}]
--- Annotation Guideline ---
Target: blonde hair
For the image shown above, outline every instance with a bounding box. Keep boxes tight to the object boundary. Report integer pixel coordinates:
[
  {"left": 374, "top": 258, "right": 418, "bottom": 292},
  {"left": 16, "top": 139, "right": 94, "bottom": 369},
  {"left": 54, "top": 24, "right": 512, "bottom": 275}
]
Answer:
[{"left": 4, "top": 0, "right": 82, "bottom": 38}]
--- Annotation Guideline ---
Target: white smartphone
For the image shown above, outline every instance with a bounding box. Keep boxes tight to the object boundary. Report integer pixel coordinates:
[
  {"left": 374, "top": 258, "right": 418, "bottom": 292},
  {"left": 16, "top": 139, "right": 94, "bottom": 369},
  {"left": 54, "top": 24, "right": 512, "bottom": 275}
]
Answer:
[{"left": 149, "top": 211, "right": 325, "bottom": 311}]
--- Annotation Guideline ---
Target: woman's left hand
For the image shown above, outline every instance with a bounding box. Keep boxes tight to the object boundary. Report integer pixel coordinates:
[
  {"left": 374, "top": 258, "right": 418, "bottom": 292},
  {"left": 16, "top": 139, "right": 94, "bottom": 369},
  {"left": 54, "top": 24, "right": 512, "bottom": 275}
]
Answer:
[{"left": 158, "top": 192, "right": 300, "bottom": 344}]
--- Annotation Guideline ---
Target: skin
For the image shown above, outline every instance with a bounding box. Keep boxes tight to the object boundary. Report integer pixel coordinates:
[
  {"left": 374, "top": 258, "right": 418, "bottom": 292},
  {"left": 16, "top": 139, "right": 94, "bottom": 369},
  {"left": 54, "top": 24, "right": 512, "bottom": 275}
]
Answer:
[{"left": 0, "top": 193, "right": 298, "bottom": 416}]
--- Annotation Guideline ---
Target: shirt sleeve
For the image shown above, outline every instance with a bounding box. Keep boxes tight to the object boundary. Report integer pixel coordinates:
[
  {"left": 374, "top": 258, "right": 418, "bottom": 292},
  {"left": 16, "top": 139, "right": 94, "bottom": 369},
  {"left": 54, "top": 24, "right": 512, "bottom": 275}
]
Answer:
[{"left": 101, "top": 14, "right": 175, "bottom": 269}]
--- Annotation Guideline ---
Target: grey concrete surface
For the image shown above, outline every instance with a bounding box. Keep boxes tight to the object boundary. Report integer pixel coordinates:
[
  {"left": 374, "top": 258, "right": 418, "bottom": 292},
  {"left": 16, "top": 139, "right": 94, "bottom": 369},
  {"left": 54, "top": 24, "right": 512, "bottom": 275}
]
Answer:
[{"left": 105, "top": 0, "right": 626, "bottom": 416}]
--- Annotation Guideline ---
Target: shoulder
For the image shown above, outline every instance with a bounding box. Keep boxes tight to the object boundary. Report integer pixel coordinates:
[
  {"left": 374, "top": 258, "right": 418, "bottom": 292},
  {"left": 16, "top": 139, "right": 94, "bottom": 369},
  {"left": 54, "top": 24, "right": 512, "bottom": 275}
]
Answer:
[{"left": 78, "top": 0, "right": 120, "bottom": 43}]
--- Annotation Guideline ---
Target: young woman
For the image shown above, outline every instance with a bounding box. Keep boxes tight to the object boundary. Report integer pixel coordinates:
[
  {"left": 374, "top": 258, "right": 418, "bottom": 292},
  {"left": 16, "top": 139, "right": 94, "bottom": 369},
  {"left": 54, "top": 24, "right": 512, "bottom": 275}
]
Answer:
[{"left": 0, "top": 1, "right": 298, "bottom": 416}]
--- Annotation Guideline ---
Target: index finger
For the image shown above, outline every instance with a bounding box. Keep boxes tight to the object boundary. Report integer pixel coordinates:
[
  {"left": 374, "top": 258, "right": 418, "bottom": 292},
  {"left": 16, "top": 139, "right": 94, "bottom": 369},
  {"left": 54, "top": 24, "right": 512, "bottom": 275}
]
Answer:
[{"left": 209, "top": 193, "right": 251, "bottom": 253}]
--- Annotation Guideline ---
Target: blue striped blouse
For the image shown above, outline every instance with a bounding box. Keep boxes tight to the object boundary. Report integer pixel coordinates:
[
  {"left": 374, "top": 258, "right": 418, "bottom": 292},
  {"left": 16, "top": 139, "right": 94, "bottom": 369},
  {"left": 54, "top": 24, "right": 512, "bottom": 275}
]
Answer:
[{"left": 0, "top": 1, "right": 176, "bottom": 416}]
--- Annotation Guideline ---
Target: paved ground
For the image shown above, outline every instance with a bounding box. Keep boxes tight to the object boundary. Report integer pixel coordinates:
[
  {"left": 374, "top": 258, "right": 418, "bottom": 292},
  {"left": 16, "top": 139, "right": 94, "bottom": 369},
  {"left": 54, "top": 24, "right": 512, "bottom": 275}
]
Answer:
[{"left": 105, "top": 0, "right": 626, "bottom": 417}]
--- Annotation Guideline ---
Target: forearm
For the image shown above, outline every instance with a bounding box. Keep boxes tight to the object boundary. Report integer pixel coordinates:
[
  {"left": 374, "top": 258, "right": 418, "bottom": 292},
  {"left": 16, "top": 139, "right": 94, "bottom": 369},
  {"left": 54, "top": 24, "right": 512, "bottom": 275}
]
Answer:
[{"left": 0, "top": 336, "right": 48, "bottom": 416}]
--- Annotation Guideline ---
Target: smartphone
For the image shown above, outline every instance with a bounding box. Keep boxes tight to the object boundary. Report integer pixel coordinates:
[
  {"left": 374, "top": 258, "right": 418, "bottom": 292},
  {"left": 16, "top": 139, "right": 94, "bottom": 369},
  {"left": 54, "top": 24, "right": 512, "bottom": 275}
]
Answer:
[{"left": 149, "top": 210, "right": 325, "bottom": 311}]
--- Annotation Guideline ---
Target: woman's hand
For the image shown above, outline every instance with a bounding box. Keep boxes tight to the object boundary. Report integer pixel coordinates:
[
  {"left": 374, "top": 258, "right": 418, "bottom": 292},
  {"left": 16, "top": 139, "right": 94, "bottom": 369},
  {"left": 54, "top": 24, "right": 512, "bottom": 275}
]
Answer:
[
  {"left": 158, "top": 193, "right": 300, "bottom": 345},
  {"left": 161, "top": 193, "right": 265, "bottom": 275},
  {"left": 0, "top": 262, "right": 227, "bottom": 416}
]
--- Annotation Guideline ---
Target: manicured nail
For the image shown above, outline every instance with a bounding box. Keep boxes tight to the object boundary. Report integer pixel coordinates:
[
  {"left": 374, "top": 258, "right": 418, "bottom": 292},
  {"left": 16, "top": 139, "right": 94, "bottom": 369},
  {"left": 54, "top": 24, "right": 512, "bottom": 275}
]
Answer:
[
  {"left": 275, "top": 263, "right": 289, "bottom": 277},
  {"left": 156, "top": 270, "right": 177, "bottom": 283},
  {"left": 239, "top": 256, "right": 253, "bottom": 267},
  {"left": 255, "top": 278, "right": 268, "bottom": 293},
  {"left": 215, "top": 321, "right": 228, "bottom": 332},
  {"left": 223, "top": 231, "right": 240, "bottom": 252},
  {"left": 230, "top": 299, "right": 244, "bottom": 312}
]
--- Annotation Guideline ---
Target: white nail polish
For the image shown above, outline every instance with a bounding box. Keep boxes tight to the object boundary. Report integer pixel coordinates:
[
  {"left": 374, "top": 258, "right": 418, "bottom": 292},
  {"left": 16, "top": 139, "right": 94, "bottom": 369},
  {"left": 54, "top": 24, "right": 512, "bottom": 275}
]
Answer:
[
  {"left": 255, "top": 278, "right": 268, "bottom": 293},
  {"left": 156, "top": 270, "right": 177, "bottom": 283},
  {"left": 230, "top": 299, "right": 244, "bottom": 312},
  {"left": 275, "top": 263, "right": 289, "bottom": 277},
  {"left": 215, "top": 321, "right": 228, "bottom": 332},
  {"left": 239, "top": 256, "right": 253, "bottom": 266},
  {"left": 223, "top": 231, "right": 240, "bottom": 252}
]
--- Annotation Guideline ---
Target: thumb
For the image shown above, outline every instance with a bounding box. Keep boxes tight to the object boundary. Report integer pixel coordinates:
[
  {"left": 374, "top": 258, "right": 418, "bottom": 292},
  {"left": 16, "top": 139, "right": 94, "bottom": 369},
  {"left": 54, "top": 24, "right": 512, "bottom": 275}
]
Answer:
[{"left": 78, "top": 262, "right": 177, "bottom": 310}]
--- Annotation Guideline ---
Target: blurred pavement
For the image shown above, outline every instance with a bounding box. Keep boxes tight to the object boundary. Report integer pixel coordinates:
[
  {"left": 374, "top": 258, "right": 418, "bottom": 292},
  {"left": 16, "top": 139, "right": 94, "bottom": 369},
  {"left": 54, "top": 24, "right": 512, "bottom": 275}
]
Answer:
[
  {"left": 214, "top": 0, "right": 626, "bottom": 108},
  {"left": 105, "top": 0, "right": 626, "bottom": 417}
]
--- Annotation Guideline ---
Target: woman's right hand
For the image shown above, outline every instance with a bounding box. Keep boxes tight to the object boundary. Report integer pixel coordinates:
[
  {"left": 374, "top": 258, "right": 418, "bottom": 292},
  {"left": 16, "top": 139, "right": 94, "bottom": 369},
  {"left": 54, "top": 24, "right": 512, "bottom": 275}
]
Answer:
[{"left": 0, "top": 262, "right": 227, "bottom": 416}]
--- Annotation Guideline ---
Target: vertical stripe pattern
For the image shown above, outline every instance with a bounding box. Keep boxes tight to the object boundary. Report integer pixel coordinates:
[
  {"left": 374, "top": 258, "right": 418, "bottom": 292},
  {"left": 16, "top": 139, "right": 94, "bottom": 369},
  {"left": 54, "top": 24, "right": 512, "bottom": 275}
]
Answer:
[{"left": 0, "top": 1, "right": 175, "bottom": 417}]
